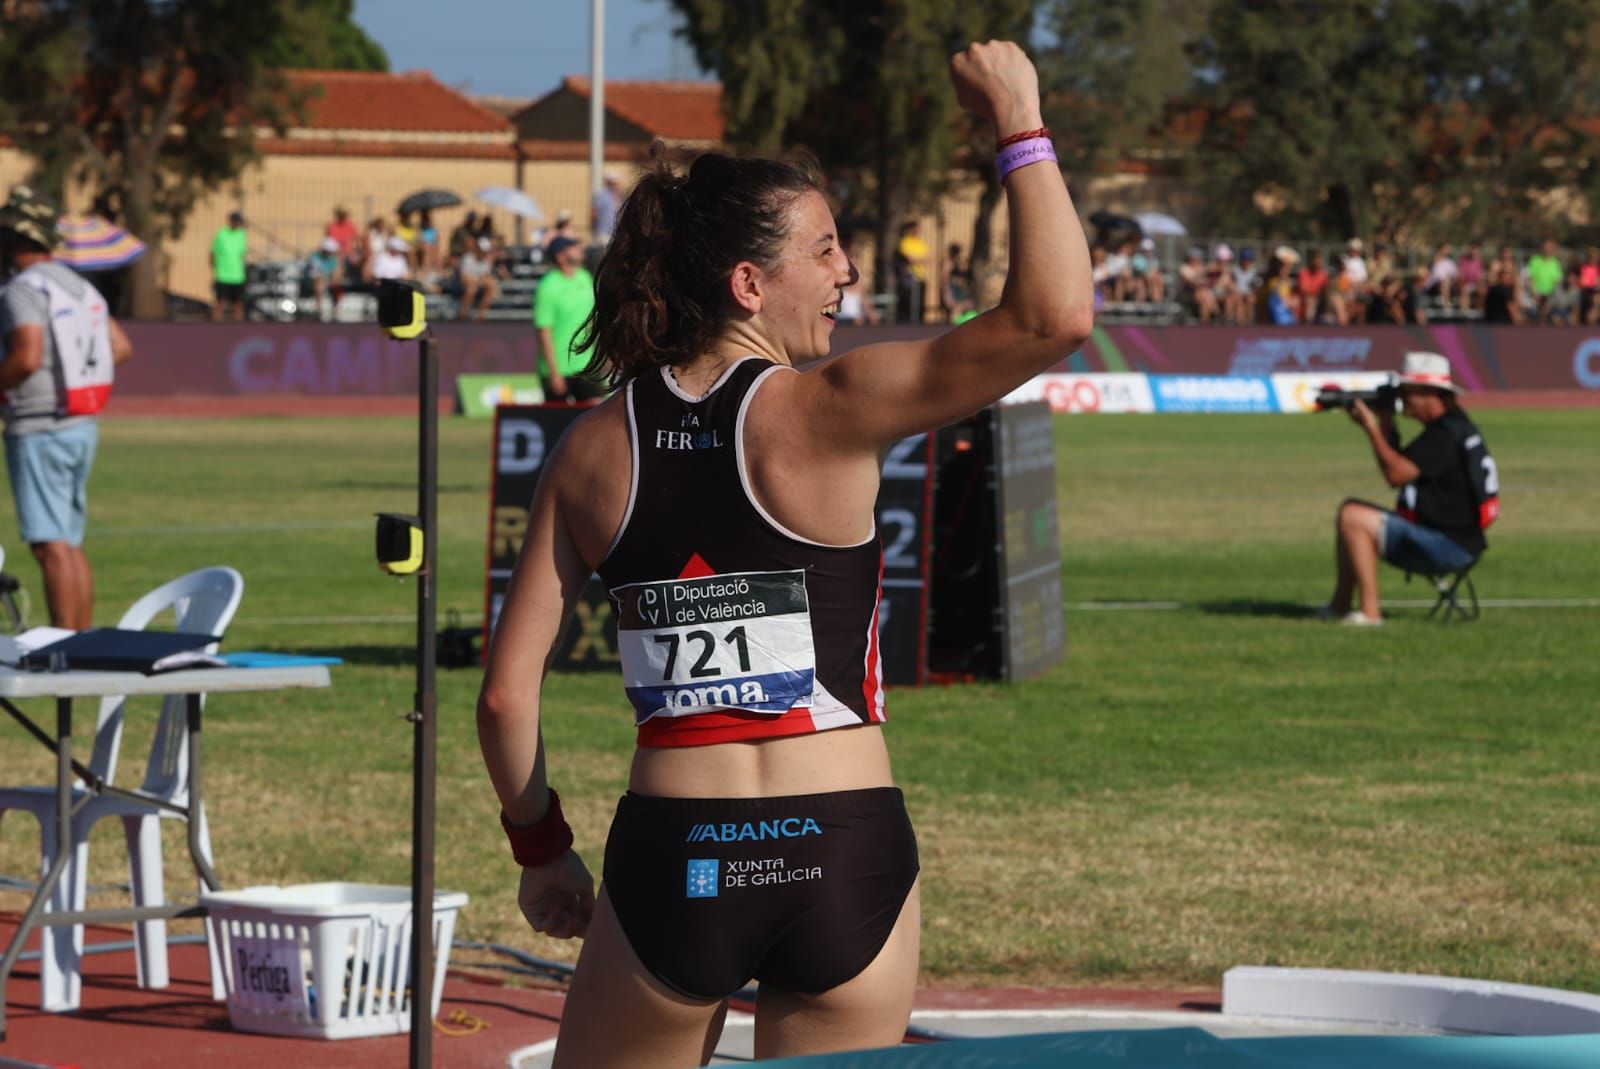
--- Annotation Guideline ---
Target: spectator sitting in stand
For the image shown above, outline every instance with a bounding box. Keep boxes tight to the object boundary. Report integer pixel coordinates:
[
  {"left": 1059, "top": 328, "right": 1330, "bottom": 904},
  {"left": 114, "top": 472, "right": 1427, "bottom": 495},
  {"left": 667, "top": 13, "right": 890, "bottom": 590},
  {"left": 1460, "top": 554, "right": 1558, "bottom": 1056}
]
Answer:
[
  {"left": 325, "top": 205, "right": 361, "bottom": 282},
  {"left": 1101, "top": 240, "right": 1133, "bottom": 302},
  {"left": 1330, "top": 238, "right": 1369, "bottom": 324},
  {"left": 371, "top": 235, "right": 411, "bottom": 281},
  {"left": 1364, "top": 243, "right": 1398, "bottom": 322},
  {"left": 1578, "top": 247, "right": 1600, "bottom": 325},
  {"left": 1424, "top": 243, "right": 1458, "bottom": 307},
  {"left": 417, "top": 209, "right": 440, "bottom": 274},
  {"left": 1482, "top": 263, "right": 1520, "bottom": 324},
  {"left": 1297, "top": 250, "right": 1329, "bottom": 323},
  {"left": 837, "top": 235, "right": 879, "bottom": 326},
  {"left": 1264, "top": 246, "right": 1300, "bottom": 324},
  {"left": 1178, "top": 245, "right": 1219, "bottom": 323},
  {"left": 363, "top": 216, "right": 391, "bottom": 284},
  {"left": 456, "top": 219, "right": 499, "bottom": 321},
  {"left": 1230, "top": 247, "right": 1260, "bottom": 324},
  {"left": 449, "top": 210, "right": 479, "bottom": 264},
  {"left": 1209, "top": 243, "right": 1237, "bottom": 319},
  {"left": 1456, "top": 241, "right": 1485, "bottom": 312},
  {"left": 1131, "top": 237, "right": 1164, "bottom": 302},
  {"left": 1395, "top": 267, "right": 1429, "bottom": 325},
  {"left": 1547, "top": 264, "right": 1581, "bottom": 325},
  {"left": 1089, "top": 246, "right": 1113, "bottom": 311},
  {"left": 940, "top": 243, "right": 973, "bottom": 321},
  {"left": 395, "top": 210, "right": 419, "bottom": 266},
  {"left": 306, "top": 236, "right": 343, "bottom": 321}
]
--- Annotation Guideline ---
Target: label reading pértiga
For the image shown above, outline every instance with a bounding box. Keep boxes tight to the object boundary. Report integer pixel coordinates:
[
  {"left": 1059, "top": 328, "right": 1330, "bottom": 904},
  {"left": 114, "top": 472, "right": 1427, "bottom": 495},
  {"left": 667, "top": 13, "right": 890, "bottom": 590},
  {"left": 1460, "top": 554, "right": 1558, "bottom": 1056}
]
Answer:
[{"left": 613, "top": 569, "right": 816, "bottom": 723}]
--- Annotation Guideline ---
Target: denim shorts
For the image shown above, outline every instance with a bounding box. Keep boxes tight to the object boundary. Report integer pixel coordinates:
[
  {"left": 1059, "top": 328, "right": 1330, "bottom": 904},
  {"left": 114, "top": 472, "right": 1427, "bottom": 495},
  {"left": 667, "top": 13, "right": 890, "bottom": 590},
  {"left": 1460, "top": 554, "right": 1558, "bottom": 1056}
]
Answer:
[
  {"left": 1380, "top": 511, "right": 1476, "bottom": 575},
  {"left": 5, "top": 421, "right": 98, "bottom": 546}
]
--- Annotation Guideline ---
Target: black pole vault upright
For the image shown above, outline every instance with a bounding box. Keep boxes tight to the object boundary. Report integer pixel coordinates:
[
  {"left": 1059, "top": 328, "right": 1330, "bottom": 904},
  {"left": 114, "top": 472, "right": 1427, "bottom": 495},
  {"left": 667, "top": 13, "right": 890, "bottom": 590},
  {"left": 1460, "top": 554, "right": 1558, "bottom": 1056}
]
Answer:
[{"left": 375, "top": 280, "right": 437, "bottom": 1069}]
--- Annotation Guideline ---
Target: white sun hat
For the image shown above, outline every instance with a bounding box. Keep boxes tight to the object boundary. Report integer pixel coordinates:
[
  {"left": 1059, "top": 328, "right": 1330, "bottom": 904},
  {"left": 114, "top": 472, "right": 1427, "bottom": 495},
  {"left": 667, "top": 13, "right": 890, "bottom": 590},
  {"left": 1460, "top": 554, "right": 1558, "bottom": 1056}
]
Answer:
[{"left": 1397, "top": 351, "right": 1459, "bottom": 393}]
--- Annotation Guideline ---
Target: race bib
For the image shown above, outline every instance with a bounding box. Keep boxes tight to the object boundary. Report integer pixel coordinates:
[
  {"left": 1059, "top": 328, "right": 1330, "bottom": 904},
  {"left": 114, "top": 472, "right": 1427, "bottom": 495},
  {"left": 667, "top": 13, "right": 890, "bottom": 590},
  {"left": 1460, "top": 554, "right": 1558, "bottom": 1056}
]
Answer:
[{"left": 613, "top": 569, "right": 816, "bottom": 724}]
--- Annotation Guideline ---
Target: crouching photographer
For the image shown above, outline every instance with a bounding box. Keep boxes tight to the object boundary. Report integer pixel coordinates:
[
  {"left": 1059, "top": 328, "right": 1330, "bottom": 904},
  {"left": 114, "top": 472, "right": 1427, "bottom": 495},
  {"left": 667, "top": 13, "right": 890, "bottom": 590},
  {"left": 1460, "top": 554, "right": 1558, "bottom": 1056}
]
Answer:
[{"left": 1319, "top": 351, "right": 1499, "bottom": 625}]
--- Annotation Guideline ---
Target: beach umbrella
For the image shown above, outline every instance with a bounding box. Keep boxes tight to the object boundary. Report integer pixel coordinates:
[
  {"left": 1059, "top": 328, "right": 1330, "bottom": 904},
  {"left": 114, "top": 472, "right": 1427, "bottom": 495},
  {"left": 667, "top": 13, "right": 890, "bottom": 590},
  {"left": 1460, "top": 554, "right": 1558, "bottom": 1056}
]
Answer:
[
  {"left": 1135, "top": 212, "right": 1188, "bottom": 237},
  {"left": 398, "top": 189, "right": 461, "bottom": 215},
  {"left": 54, "top": 216, "right": 146, "bottom": 270},
  {"left": 474, "top": 186, "right": 543, "bottom": 219}
]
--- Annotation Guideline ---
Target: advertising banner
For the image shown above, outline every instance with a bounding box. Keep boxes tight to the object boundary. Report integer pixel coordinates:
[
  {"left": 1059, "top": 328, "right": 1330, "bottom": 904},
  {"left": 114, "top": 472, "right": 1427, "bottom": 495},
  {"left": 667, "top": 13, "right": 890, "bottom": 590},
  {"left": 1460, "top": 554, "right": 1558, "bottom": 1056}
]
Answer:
[
  {"left": 456, "top": 374, "right": 545, "bottom": 417},
  {"left": 1003, "top": 373, "right": 1155, "bottom": 413},
  {"left": 112, "top": 322, "right": 1600, "bottom": 398},
  {"left": 1149, "top": 375, "right": 1278, "bottom": 413}
]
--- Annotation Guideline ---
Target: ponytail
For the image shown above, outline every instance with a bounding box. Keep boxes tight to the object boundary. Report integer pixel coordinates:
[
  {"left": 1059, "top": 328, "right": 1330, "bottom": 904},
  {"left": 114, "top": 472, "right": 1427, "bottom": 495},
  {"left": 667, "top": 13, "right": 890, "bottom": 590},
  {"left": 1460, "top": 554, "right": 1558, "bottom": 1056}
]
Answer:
[{"left": 579, "top": 144, "right": 823, "bottom": 387}]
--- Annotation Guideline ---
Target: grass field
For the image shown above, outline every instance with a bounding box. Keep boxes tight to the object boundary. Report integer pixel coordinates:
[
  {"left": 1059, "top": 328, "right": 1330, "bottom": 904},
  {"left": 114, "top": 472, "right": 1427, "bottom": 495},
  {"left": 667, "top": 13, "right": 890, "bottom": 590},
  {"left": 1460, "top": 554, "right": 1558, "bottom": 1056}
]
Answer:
[{"left": 1, "top": 407, "right": 1596, "bottom": 993}]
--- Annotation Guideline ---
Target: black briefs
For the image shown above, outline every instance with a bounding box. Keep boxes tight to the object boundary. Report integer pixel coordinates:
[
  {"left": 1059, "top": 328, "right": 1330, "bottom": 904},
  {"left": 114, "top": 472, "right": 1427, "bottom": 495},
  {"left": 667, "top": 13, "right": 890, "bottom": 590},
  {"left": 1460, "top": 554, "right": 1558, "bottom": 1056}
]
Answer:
[{"left": 601, "top": 786, "right": 920, "bottom": 1000}]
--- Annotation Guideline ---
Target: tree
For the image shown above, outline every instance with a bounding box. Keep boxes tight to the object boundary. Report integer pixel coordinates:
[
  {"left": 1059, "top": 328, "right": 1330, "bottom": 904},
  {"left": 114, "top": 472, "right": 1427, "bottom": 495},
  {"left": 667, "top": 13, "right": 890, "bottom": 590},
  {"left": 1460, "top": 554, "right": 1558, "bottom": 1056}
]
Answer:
[
  {"left": 273, "top": 0, "right": 389, "bottom": 72},
  {"left": 0, "top": 0, "right": 386, "bottom": 318},
  {"left": 1193, "top": 0, "right": 1600, "bottom": 245},
  {"left": 669, "top": 0, "right": 1032, "bottom": 300}
]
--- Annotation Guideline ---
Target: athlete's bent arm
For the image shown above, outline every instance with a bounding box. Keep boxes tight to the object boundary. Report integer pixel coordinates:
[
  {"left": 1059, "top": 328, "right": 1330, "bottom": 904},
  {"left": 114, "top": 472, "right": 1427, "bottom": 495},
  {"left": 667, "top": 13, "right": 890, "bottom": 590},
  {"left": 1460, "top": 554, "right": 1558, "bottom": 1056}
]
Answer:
[
  {"left": 477, "top": 439, "right": 598, "bottom": 938},
  {"left": 809, "top": 41, "right": 1094, "bottom": 448}
]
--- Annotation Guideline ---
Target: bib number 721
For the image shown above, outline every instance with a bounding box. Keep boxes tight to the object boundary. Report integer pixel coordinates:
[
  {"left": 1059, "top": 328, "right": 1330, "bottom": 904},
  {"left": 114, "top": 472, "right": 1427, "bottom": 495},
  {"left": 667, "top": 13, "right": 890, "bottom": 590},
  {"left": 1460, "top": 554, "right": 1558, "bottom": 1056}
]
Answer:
[{"left": 653, "top": 625, "right": 750, "bottom": 679}]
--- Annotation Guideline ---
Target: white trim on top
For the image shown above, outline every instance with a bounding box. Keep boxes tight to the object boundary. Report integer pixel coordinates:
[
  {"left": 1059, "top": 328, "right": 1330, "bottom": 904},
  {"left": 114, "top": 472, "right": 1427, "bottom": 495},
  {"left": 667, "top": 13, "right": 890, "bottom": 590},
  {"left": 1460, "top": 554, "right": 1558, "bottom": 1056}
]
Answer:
[
  {"left": 599, "top": 380, "right": 641, "bottom": 565},
  {"left": 734, "top": 363, "right": 875, "bottom": 550},
  {"left": 658, "top": 355, "right": 762, "bottom": 403}
]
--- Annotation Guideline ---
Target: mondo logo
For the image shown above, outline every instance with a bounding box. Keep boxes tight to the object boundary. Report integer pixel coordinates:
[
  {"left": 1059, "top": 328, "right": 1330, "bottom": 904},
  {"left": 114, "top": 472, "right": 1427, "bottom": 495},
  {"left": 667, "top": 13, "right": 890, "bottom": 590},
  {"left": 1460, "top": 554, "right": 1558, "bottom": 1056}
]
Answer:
[{"left": 1574, "top": 339, "right": 1600, "bottom": 390}]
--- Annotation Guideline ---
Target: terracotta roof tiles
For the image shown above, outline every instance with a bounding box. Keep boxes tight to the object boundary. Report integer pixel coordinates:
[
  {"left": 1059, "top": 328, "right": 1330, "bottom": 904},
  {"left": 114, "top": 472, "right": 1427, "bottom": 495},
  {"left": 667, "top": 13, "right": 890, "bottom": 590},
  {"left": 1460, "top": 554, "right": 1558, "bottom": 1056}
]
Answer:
[
  {"left": 286, "top": 69, "right": 512, "bottom": 135},
  {"left": 561, "top": 77, "right": 724, "bottom": 143}
]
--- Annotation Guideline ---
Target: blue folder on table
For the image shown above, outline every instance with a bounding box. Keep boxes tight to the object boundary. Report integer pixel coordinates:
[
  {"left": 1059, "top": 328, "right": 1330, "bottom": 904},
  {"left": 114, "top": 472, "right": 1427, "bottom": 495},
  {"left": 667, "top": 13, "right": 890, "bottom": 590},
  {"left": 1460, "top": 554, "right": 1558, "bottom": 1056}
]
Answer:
[{"left": 22, "top": 628, "right": 223, "bottom": 674}]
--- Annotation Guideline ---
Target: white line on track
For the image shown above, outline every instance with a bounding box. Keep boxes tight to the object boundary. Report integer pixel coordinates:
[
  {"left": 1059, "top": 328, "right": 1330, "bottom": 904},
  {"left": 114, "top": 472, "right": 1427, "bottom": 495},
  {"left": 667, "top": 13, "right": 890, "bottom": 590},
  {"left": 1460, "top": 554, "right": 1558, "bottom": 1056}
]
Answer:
[
  {"left": 232, "top": 597, "right": 1600, "bottom": 629},
  {"left": 96, "top": 520, "right": 372, "bottom": 536},
  {"left": 1068, "top": 598, "right": 1600, "bottom": 611}
]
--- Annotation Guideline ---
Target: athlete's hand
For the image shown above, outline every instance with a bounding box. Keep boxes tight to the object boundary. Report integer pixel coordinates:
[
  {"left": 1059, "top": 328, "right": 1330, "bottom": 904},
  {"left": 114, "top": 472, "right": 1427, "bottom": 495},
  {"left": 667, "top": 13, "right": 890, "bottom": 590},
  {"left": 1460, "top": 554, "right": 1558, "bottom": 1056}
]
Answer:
[
  {"left": 949, "top": 41, "right": 1043, "bottom": 137},
  {"left": 518, "top": 850, "right": 595, "bottom": 939}
]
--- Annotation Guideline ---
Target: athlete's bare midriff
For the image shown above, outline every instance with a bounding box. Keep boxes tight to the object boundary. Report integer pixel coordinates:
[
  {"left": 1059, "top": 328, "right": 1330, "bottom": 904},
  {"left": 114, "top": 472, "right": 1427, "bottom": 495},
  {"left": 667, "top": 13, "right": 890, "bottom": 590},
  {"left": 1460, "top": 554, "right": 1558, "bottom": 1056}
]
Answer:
[{"left": 628, "top": 722, "right": 894, "bottom": 798}]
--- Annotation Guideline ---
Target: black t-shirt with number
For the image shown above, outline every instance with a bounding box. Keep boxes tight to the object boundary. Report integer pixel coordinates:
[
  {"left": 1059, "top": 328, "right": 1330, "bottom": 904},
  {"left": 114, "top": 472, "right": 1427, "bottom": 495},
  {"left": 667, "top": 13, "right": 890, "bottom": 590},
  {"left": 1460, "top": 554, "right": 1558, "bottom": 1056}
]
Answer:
[{"left": 1397, "top": 408, "right": 1487, "bottom": 556}]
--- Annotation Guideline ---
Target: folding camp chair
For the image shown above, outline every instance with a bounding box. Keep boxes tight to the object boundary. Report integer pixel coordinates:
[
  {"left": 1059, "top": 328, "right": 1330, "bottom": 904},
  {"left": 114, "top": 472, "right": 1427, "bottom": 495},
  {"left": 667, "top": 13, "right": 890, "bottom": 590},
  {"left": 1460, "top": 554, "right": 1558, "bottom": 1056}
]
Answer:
[{"left": 1408, "top": 552, "right": 1482, "bottom": 623}]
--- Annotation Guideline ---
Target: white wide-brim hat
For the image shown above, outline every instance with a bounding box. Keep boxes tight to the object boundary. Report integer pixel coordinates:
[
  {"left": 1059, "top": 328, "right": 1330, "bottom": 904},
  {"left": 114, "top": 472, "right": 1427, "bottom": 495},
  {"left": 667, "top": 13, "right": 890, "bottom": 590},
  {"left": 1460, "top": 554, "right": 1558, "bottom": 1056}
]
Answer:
[{"left": 1398, "top": 351, "right": 1459, "bottom": 393}]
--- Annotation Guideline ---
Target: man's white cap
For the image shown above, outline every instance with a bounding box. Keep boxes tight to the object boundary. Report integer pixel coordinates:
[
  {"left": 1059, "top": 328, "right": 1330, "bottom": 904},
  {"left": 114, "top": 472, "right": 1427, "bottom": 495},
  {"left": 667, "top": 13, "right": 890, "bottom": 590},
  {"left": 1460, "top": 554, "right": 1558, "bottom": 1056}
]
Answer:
[
  {"left": 1398, "top": 351, "right": 1458, "bottom": 393},
  {"left": 320, "top": 236, "right": 340, "bottom": 253},
  {"left": 387, "top": 235, "right": 410, "bottom": 252},
  {"left": 1214, "top": 242, "right": 1233, "bottom": 262}
]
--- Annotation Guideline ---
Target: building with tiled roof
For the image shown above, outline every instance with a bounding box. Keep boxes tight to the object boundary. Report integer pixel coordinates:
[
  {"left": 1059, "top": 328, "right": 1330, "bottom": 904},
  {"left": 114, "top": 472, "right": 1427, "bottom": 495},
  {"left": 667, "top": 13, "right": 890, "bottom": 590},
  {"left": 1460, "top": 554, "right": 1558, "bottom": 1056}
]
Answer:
[{"left": 511, "top": 77, "right": 724, "bottom": 160}]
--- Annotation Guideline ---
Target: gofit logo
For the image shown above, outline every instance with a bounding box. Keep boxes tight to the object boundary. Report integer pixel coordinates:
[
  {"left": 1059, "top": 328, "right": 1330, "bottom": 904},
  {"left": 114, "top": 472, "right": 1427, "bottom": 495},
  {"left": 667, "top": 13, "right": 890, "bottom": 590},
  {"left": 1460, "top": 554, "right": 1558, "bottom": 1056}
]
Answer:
[{"left": 685, "top": 817, "right": 823, "bottom": 843}]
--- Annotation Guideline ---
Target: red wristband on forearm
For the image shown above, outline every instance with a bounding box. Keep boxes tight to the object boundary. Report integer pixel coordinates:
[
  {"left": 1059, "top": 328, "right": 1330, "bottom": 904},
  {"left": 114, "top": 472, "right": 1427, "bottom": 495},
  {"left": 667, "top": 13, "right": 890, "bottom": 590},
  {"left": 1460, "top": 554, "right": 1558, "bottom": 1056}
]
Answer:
[{"left": 500, "top": 789, "right": 574, "bottom": 868}]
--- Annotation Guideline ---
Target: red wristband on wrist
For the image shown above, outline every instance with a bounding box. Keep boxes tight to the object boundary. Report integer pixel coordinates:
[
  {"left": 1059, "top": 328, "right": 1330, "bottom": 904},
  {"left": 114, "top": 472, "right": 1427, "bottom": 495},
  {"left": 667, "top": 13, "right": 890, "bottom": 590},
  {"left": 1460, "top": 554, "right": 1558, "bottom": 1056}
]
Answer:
[
  {"left": 500, "top": 789, "right": 574, "bottom": 868},
  {"left": 997, "top": 126, "right": 1050, "bottom": 149}
]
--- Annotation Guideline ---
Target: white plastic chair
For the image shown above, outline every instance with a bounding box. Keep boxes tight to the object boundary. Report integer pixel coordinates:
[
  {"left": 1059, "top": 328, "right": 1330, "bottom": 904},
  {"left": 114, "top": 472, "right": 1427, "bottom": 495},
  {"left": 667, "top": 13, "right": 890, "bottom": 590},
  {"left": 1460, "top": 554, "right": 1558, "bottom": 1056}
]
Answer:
[{"left": 0, "top": 566, "right": 242, "bottom": 1010}]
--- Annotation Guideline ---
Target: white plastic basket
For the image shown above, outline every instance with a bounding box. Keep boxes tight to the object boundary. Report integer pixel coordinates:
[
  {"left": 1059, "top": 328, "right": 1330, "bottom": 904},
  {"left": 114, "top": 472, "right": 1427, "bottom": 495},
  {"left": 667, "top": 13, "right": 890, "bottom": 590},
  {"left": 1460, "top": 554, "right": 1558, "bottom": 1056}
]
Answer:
[{"left": 202, "top": 881, "right": 468, "bottom": 1040}]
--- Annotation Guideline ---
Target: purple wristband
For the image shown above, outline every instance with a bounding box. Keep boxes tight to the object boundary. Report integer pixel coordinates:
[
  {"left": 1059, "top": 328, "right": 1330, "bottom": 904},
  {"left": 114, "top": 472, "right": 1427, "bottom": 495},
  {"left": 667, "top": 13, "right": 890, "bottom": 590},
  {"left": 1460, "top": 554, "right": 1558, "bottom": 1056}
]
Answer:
[{"left": 996, "top": 137, "right": 1057, "bottom": 184}]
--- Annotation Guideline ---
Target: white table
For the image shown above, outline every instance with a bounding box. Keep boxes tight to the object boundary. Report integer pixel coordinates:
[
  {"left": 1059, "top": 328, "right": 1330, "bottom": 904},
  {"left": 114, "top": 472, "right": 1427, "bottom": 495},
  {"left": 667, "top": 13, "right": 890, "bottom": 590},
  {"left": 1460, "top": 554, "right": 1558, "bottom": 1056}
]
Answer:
[{"left": 0, "top": 663, "right": 331, "bottom": 1038}]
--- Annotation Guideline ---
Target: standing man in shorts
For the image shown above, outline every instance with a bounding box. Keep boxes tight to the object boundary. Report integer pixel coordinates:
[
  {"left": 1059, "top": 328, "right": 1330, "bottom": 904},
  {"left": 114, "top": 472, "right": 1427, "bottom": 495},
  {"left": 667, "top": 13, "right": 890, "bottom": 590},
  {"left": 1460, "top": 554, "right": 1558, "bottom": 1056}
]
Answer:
[
  {"left": 0, "top": 196, "right": 134, "bottom": 628},
  {"left": 210, "top": 210, "right": 248, "bottom": 321},
  {"left": 1323, "top": 351, "right": 1497, "bottom": 626}
]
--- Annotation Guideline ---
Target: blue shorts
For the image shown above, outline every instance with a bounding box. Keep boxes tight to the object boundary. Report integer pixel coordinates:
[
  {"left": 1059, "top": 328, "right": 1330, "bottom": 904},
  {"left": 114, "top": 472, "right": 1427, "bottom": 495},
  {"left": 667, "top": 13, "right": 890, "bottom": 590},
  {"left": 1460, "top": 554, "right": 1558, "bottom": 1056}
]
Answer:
[
  {"left": 5, "top": 421, "right": 98, "bottom": 546},
  {"left": 1380, "top": 511, "right": 1476, "bottom": 575}
]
